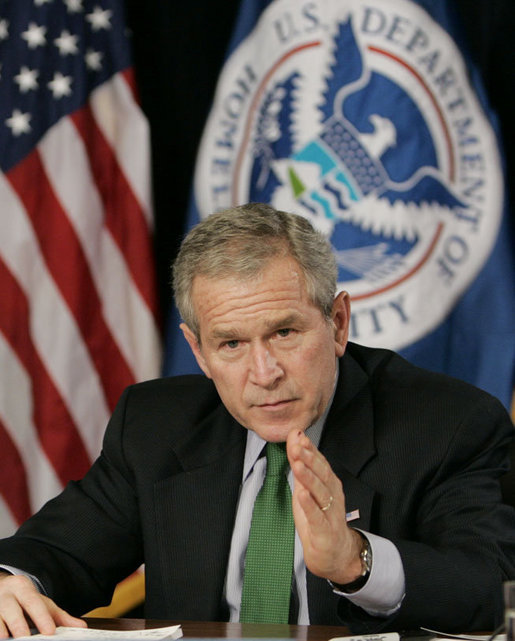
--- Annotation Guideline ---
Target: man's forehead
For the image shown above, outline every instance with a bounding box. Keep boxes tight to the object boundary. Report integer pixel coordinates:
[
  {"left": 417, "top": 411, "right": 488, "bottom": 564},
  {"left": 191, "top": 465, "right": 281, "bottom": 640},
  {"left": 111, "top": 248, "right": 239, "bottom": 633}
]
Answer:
[{"left": 191, "top": 266, "right": 307, "bottom": 312}]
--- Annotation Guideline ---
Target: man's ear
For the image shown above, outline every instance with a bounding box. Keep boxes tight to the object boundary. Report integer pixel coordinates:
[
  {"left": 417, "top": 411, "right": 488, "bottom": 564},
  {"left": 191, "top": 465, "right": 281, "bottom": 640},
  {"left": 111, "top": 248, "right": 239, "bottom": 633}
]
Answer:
[
  {"left": 180, "top": 323, "right": 212, "bottom": 379},
  {"left": 331, "top": 291, "right": 351, "bottom": 358}
]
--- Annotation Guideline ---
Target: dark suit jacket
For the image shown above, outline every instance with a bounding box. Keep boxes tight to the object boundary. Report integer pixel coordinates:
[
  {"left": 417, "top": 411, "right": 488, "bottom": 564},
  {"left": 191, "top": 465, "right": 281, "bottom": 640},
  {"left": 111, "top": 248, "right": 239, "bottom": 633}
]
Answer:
[{"left": 1, "top": 343, "right": 514, "bottom": 632}]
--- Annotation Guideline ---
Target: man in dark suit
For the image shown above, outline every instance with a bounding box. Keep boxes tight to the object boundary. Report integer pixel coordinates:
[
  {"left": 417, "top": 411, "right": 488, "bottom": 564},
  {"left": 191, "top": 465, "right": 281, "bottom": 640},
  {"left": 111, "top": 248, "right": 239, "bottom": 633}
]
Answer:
[{"left": 0, "top": 203, "right": 514, "bottom": 637}]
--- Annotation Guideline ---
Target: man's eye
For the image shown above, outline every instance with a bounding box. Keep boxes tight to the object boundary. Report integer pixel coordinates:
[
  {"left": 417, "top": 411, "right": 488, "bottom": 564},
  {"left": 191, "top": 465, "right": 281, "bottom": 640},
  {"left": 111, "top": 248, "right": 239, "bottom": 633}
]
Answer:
[
  {"left": 277, "top": 328, "right": 292, "bottom": 338},
  {"left": 224, "top": 340, "right": 239, "bottom": 349}
]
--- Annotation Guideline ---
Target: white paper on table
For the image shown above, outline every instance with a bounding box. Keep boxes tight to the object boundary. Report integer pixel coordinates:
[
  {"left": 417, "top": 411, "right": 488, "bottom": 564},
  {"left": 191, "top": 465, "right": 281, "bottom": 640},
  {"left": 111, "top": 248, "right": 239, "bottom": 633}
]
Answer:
[
  {"left": 16, "top": 624, "right": 183, "bottom": 640},
  {"left": 421, "top": 628, "right": 504, "bottom": 641},
  {"left": 329, "top": 633, "right": 400, "bottom": 641},
  {"left": 428, "top": 637, "right": 503, "bottom": 641}
]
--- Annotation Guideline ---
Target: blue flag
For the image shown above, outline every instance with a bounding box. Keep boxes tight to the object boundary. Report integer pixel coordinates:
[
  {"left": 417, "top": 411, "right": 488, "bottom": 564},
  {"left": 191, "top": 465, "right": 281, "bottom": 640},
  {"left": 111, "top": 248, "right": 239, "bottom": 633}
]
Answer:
[{"left": 164, "top": 0, "right": 514, "bottom": 410}]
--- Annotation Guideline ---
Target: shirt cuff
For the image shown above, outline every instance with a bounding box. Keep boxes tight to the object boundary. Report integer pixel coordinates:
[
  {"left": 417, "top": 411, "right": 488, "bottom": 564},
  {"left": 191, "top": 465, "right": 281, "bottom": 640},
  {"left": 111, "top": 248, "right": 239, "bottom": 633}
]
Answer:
[
  {"left": 0, "top": 564, "right": 46, "bottom": 595},
  {"left": 329, "top": 530, "right": 405, "bottom": 616}
]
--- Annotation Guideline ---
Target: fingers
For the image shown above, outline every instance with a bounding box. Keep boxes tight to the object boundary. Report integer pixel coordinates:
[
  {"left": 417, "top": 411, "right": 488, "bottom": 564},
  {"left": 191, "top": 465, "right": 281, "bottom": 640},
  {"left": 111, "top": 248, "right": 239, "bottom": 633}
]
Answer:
[
  {"left": 0, "top": 588, "right": 32, "bottom": 639},
  {"left": 0, "top": 574, "right": 46, "bottom": 639},
  {"left": 47, "top": 599, "right": 87, "bottom": 630},
  {"left": 0, "top": 573, "right": 85, "bottom": 639},
  {"left": 286, "top": 429, "right": 362, "bottom": 584},
  {"left": 287, "top": 429, "right": 344, "bottom": 516}
]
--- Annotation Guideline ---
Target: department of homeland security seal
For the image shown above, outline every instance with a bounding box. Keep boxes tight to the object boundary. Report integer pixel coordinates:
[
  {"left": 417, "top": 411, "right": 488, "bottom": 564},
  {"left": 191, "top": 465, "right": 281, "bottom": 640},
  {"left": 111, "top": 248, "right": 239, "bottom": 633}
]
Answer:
[{"left": 194, "top": 0, "right": 503, "bottom": 349}]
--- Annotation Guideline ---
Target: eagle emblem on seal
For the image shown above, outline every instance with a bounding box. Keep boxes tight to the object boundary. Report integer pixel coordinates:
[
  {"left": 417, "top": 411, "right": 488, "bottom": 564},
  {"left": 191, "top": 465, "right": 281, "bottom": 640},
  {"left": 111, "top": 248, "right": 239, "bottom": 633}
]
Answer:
[{"left": 248, "top": 17, "right": 467, "bottom": 287}]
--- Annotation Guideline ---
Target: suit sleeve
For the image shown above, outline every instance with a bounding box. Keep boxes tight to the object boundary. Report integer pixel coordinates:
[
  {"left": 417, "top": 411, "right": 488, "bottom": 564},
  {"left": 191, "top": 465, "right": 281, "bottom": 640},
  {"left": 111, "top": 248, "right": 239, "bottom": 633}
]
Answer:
[{"left": 0, "top": 387, "right": 142, "bottom": 616}]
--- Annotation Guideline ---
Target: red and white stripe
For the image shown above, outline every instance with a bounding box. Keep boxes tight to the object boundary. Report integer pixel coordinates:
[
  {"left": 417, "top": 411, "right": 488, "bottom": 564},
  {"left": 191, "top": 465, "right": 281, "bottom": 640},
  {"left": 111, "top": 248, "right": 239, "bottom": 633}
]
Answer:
[{"left": 0, "top": 69, "right": 161, "bottom": 537}]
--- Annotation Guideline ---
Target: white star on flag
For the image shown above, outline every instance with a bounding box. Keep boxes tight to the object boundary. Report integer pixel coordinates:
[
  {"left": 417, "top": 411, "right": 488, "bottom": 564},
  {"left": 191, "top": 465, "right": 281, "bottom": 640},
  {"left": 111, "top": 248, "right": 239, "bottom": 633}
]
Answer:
[
  {"left": 5, "top": 109, "right": 32, "bottom": 135},
  {"left": 54, "top": 29, "right": 79, "bottom": 56},
  {"left": 64, "top": 0, "right": 84, "bottom": 13},
  {"left": 0, "top": 19, "right": 8, "bottom": 40},
  {"left": 86, "top": 7, "right": 112, "bottom": 31},
  {"left": 47, "top": 71, "right": 73, "bottom": 98},
  {"left": 21, "top": 22, "right": 47, "bottom": 49},
  {"left": 14, "top": 66, "right": 39, "bottom": 93},
  {"left": 85, "top": 48, "right": 103, "bottom": 71}
]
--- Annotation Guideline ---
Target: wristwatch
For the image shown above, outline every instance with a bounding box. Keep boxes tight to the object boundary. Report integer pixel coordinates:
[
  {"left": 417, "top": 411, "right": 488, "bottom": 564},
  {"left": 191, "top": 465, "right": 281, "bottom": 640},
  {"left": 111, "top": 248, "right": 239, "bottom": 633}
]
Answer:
[{"left": 328, "top": 532, "right": 372, "bottom": 594}]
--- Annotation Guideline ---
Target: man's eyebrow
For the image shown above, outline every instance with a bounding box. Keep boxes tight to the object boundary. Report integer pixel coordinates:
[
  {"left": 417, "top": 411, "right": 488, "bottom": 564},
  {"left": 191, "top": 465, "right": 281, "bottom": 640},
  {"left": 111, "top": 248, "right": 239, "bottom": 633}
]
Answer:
[
  {"left": 209, "top": 313, "right": 305, "bottom": 340},
  {"left": 263, "top": 313, "right": 304, "bottom": 331},
  {"left": 210, "top": 328, "right": 240, "bottom": 340}
]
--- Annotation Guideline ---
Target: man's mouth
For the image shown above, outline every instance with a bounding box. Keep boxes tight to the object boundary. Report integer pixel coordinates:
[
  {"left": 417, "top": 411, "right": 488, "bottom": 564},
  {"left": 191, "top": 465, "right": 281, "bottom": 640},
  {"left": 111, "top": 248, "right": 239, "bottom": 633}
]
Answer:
[{"left": 255, "top": 398, "right": 295, "bottom": 409}]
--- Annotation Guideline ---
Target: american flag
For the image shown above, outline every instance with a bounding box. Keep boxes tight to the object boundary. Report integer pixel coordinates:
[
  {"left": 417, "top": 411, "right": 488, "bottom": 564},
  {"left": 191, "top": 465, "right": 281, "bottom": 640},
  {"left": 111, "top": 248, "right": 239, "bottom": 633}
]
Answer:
[{"left": 0, "top": 0, "right": 161, "bottom": 537}]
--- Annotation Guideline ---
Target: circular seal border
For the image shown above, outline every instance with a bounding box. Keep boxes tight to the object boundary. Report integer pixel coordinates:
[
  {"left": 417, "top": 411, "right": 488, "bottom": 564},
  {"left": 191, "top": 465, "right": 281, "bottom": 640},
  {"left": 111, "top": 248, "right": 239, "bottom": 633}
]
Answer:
[{"left": 193, "top": 0, "right": 503, "bottom": 350}]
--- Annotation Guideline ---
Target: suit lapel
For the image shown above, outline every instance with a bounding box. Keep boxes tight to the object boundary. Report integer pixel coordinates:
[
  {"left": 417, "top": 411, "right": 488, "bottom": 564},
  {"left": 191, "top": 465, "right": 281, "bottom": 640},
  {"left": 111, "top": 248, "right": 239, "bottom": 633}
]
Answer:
[
  {"left": 153, "top": 405, "right": 246, "bottom": 620},
  {"left": 308, "top": 351, "right": 378, "bottom": 624}
]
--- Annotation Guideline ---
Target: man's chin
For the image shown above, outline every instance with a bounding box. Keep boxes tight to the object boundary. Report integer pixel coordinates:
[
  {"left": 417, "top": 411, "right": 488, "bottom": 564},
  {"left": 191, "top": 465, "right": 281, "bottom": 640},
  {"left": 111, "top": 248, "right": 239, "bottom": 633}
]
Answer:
[{"left": 246, "top": 419, "right": 309, "bottom": 443}]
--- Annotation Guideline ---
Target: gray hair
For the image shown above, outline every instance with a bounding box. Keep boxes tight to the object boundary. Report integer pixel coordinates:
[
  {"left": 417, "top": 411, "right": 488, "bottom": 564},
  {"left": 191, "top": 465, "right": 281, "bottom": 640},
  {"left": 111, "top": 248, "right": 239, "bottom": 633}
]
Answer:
[{"left": 172, "top": 203, "right": 338, "bottom": 338}]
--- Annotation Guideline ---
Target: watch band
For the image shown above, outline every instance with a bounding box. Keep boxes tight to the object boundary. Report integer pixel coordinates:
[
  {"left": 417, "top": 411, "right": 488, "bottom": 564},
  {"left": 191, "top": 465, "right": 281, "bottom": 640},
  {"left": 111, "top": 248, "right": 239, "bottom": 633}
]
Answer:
[{"left": 329, "top": 532, "right": 372, "bottom": 594}]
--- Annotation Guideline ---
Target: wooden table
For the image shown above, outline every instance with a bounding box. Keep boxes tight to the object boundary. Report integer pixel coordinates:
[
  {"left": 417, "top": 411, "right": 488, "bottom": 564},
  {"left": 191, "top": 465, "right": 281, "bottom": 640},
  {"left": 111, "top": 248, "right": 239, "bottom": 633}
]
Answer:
[{"left": 84, "top": 618, "right": 352, "bottom": 641}]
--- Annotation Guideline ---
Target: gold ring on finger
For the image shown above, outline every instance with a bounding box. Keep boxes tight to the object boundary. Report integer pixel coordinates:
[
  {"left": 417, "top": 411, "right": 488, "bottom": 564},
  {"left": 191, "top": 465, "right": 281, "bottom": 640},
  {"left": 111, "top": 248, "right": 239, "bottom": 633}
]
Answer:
[{"left": 320, "top": 495, "right": 334, "bottom": 512}]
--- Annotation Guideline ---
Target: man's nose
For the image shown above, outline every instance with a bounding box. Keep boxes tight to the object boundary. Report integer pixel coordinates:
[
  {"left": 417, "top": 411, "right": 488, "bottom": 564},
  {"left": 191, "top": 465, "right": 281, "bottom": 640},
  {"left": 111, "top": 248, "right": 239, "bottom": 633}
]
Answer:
[{"left": 248, "top": 343, "right": 283, "bottom": 387}]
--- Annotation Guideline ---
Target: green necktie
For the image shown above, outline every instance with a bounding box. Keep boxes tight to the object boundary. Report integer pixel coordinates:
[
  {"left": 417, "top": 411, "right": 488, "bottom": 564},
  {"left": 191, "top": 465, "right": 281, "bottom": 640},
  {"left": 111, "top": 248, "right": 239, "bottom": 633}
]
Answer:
[{"left": 240, "top": 442, "right": 295, "bottom": 624}]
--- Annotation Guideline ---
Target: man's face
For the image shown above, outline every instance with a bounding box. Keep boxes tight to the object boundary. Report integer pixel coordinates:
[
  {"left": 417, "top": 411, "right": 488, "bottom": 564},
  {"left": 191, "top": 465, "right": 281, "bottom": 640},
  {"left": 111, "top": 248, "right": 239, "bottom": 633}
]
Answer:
[{"left": 181, "top": 256, "right": 350, "bottom": 442}]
